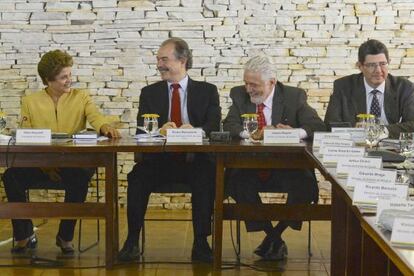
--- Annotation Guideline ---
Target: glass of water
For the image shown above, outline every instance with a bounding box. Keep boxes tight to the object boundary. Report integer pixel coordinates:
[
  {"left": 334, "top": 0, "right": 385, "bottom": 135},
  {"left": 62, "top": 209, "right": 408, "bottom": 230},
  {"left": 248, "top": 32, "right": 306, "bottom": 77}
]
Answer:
[
  {"left": 364, "top": 117, "right": 380, "bottom": 148},
  {"left": 142, "top": 114, "right": 159, "bottom": 136},
  {"left": 399, "top": 132, "right": 413, "bottom": 154},
  {"left": 241, "top": 113, "right": 258, "bottom": 140}
]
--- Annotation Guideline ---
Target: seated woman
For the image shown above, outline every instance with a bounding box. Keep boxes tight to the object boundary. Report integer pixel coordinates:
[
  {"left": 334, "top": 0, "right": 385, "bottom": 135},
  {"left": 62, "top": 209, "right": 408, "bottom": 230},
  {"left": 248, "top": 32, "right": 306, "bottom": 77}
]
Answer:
[{"left": 2, "top": 49, "right": 120, "bottom": 255}]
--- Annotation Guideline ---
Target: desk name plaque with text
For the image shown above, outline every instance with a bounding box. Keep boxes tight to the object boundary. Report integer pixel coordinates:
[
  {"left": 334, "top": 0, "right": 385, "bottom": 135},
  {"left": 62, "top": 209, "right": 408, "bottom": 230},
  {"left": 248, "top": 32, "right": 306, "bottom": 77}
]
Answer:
[
  {"left": 376, "top": 199, "right": 414, "bottom": 223},
  {"left": 313, "top": 132, "right": 352, "bottom": 148},
  {"left": 263, "top": 129, "right": 300, "bottom": 144},
  {"left": 347, "top": 168, "right": 397, "bottom": 189},
  {"left": 352, "top": 182, "right": 408, "bottom": 207},
  {"left": 331, "top": 127, "right": 365, "bottom": 143},
  {"left": 336, "top": 157, "right": 382, "bottom": 177},
  {"left": 16, "top": 129, "right": 51, "bottom": 144},
  {"left": 166, "top": 128, "right": 203, "bottom": 144},
  {"left": 391, "top": 217, "right": 414, "bottom": 248},
  {"left": 322, "top": 147, "right": 365, "bottom": 165}
]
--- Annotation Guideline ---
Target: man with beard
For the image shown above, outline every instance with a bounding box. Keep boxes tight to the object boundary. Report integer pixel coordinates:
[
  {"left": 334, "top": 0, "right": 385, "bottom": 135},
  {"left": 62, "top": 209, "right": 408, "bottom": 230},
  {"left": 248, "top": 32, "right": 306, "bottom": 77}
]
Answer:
[
  {"left": 118, "top": 38, "right": 221, "bottom": 262},
  {"left": 325, "top": 39, "right": 414, "bottom": 138},
  {"left": 223, "top": 55, "right": 325, "bottom": 261}
]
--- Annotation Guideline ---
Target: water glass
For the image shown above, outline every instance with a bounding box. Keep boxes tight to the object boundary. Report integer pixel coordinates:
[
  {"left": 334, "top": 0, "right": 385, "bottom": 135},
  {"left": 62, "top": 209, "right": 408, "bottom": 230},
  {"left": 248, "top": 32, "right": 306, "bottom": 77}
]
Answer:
[
  {"left": 142, "top": 114, "right": 159, "bottom": 136},
  {"left": 399, "top": 132, "right": 414, "bottom": 153},
  {"left": 242, "top": 114, "right": 258, "bottom": 139}
]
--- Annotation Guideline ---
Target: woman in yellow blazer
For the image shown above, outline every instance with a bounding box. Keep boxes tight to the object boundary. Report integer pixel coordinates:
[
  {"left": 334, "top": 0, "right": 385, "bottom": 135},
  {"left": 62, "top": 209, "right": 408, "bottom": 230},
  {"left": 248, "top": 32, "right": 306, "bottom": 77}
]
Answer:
[{"left": 2, "top": 50, "right": 120, "bottom": 255}]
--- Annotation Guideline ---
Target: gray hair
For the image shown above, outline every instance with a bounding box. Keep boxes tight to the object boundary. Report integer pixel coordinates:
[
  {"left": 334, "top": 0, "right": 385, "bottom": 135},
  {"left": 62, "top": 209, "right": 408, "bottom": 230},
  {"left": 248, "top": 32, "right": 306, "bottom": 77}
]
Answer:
[{"left": 244, "top": 56, "right": 276, "bottom": 81}]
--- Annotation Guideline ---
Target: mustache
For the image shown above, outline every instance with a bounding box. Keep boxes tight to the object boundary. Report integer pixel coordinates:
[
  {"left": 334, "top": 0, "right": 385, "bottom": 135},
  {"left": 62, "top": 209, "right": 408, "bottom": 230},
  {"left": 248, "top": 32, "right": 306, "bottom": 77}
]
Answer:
[{"left": 157, "top": 67, "right": 169, "bottom": 72}]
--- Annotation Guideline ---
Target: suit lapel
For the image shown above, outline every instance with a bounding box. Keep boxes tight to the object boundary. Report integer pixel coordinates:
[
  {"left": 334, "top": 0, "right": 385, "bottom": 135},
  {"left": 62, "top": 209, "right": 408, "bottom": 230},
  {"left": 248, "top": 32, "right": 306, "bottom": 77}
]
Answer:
[
  {"left": 159, "top": 81, "right": 170, "bottom": 125},
  {"left": 352, "top": 75, "right": 367, "bottom": 115},
  {"left": 384, "top": 77, "right": 398, "bottom": 123},
  {"left": 187, "top": 78, "right": 194, "bottom": 125},
  {"left": 271, "top": 82, "right": 284, "bottom": 125}
]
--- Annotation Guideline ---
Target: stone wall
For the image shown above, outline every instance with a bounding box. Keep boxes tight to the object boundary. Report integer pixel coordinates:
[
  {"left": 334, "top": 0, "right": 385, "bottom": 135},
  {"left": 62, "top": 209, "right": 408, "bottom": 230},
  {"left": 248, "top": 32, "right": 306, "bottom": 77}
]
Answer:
[{"left": 1, "top": 0, "right": 414, "bottom": 207}]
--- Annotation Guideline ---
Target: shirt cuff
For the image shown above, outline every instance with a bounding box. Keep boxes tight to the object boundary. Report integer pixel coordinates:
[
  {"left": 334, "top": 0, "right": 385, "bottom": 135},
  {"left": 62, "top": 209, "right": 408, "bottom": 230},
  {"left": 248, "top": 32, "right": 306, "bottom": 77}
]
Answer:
[{"left": 299, "top": 128, "right": 308, "bottom": 140}]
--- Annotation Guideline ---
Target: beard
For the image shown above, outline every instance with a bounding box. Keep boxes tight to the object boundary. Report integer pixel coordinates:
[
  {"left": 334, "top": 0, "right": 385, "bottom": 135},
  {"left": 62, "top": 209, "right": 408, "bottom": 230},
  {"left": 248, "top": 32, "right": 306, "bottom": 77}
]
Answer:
[{"left": 249, "top": 94, "right": 266, "bottom": 104}]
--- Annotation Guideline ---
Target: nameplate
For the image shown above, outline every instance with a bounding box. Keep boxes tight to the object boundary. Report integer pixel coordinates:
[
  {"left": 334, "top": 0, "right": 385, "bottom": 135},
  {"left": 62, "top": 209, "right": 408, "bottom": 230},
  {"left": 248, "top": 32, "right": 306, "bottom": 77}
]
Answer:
[
  {"left": 347, "top": 168, "right": 396, "bottom": 189},
  {"left": 313, "top": 132, "right": 352, "bottom": 148},
  {"left": 166, "top": 128, "right": 203, "bottom": 144},
  {"left": 332, "top": 127, "right": 365, "bottom": 143},
  {"left": 391, "top": 217, "right": 414, "bottom": 247},
  {"left": 318, "top": 139, "right": 354, "bottom": 155},
  {"left": 263, "top": 129, "right": 300, "bottom": 144},
  {"left": 336, "top": 157, "right": 382, "bottom": 177},
  {"left": 16, "top": 129, "right": 51, "bottom": 144},
  {"left": 322, "top": 147, "right": 365, "bottom": 165},
  {"left": 353, "top": 182, "right": 408, "bottom": 207},
  {"left": 376, "top": 199, "right": 414, "bottom": 223}
]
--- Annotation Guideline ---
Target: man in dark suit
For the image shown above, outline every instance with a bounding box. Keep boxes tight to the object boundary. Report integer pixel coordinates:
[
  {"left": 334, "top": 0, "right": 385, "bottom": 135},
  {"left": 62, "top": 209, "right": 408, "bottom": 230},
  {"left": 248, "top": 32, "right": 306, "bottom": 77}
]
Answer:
[
  {"left": 325, "top": 39, "right": 414, "bottom": 138},
  {"left": 118, "top": 38, "right": 221, "bottom": 262},
  {"left": 223, "top": 56, "right": 326, "bottom": 261}
]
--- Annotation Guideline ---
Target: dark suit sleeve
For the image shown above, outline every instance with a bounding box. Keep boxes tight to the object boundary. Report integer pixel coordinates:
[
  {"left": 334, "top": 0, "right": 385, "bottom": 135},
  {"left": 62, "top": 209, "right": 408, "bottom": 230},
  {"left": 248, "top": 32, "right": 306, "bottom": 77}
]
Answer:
[
  {"left": 296, "top": 91, "right": 326, "bottom": 138},
  {"left": 223, "top": 88, "right": 244, "bottom": 138},
  {"left": 201, "top": 84, "right": 221, "bottom": 135},
  {"left": 387, "top": 82, "right": 414, "bottom": 138},
  {"left": 135, "top": 87, "right": 150, "bottom": 135},
  {"left": 324, "top": 80, "right": 344, "bottom": 129}
]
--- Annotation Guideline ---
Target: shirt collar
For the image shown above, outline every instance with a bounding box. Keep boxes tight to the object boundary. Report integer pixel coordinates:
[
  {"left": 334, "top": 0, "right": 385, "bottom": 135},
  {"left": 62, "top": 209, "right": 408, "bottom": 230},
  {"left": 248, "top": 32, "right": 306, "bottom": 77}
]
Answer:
[
  {"left": 262, "top": 86, "right": 275, "bottom": 108},
  {"left": 363, "top": 77, "right": 385, "bottom": 95},
  {"left": 167, "top": 75, "right": 189, "bottom": 92}
]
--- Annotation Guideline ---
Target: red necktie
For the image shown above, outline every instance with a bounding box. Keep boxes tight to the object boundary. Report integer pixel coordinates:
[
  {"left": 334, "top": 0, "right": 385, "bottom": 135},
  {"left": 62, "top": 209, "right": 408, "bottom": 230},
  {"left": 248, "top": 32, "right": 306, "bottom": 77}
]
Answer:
[
  {"left": 171, "top": 83, "right": 182, "bottom": 127},
  {"left": 257, "top": 103, "right": 266, "bottom": 130}
]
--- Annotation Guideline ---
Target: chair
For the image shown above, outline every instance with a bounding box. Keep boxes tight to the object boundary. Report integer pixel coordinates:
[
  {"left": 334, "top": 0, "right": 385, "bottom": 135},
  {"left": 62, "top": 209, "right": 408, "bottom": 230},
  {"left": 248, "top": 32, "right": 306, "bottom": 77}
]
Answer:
[{"left": 11, "top": 168, "right": 100, "bottom": 253}]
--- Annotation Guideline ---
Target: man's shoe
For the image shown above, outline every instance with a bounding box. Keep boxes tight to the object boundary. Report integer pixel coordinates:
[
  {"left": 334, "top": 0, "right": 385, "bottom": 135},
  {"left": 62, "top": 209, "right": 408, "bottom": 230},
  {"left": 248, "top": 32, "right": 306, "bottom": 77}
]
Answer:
[
  {"left": 191, "top": 238, "right": 213, "bottom": 263},
  {"left": 56, "top": 235, "right": 74, "bottom": 255},
  {"left": 11, "top": 235, "right": 37, "bottom": 254},
  {"left": 263, "top": 240, "right": 288, "bottom": 261},
  {"left": 118, "top": 241, "right": 140, "bottom": 262},
  {"left": 253, "top": 236, "right": 272, "bottom": 258}
]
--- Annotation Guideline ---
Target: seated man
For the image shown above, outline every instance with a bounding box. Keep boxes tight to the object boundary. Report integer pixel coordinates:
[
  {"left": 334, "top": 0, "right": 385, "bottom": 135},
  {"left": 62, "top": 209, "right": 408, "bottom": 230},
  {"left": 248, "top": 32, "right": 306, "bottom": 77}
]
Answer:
[
  {"left": 223, "top": 56, "right": 326, "bottom": 260},
  {"left": 118, "top": 37, "right": 221, "bottom": 262},
  {"left": 325, "top": 39, "right": 414, "bottom": 138}
]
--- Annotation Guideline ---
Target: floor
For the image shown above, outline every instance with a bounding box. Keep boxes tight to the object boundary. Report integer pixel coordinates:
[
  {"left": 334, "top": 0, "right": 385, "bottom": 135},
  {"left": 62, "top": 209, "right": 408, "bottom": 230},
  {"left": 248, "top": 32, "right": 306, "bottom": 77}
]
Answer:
[{"left": 0, "top": 208, "right": 331, "bottom": 275}]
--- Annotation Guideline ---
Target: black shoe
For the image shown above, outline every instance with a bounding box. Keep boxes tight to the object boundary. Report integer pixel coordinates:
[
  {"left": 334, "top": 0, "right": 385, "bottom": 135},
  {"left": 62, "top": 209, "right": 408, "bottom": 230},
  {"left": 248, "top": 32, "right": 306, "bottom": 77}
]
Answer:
[
  {"left": 191, "top": 238, "right": 213, "bottom": 263},
  {"left": 11, "top": 235, "right": 38, "bottom": 254},
  {"left": 263, "top": 240, "right": 288, "bottom": 261},
  {"left": 118, "top": 241, "right": 140, "bottom": 262},
  {"left": 56, "top": 236, "right": 74, "bottom": 255},
  {"left": 253, "top": 236, "right": 272, "bottom": 258}
]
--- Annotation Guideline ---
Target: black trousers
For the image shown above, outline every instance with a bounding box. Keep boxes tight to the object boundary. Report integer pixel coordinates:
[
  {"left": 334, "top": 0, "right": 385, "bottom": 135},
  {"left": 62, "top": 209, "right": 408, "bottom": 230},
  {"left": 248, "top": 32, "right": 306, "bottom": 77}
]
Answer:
[
  {"left": 125, "top": 153, "right": 215, "bottom": 244},
  {"left": 2, "top": 167, "right": 93, "bottom": 241},
  {"left": 226, "top": 168, "right": 318, "bottom": 232}
]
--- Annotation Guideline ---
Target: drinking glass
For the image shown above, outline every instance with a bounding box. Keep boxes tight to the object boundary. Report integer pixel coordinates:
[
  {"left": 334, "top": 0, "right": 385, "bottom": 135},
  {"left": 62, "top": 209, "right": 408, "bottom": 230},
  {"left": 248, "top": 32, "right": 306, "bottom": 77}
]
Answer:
[
  {"left": 399, "top": 132, "right": 413, "bottom": 154},
  {"left": 241, "top": 113, "right": 258, "bottom": 140},
  {"left": 142, "top": 114, "right": 159, "bottom": 136},
  {"left": 364, "top": 116, "right": 380, "bottom": 148}
]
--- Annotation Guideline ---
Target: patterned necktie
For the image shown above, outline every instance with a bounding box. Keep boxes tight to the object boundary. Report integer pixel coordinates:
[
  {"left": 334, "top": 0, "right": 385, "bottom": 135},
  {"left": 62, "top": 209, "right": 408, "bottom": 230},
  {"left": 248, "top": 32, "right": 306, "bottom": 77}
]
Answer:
[
  {"left": 257, "top": 103, "right": 266, "bottom": 130},
  {"left": 171, "top": 83, "right": 182, "bottom": 127},
  {"left": 370, "top": 89, "right": 381, "bottom": 118}
]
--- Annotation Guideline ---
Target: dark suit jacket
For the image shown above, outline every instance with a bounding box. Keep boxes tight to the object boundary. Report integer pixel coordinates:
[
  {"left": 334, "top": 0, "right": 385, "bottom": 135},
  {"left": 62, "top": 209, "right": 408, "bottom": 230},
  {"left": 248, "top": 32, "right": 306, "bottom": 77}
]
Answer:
[
  {"left": 135, "top": 77, "right": 221, "bottom": 162},
  {"left": 325, "top": 73, "right": 414, "bottom": 138},
  {"left": 223, "top": 81, "right": 326, "bottom": 138}
]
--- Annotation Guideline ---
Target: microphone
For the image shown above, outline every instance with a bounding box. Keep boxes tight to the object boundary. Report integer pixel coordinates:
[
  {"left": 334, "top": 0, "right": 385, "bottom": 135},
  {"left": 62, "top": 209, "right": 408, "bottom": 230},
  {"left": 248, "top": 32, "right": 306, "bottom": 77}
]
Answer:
[{"left": 210, "top": 121, "right": 230, "bottom": 142}]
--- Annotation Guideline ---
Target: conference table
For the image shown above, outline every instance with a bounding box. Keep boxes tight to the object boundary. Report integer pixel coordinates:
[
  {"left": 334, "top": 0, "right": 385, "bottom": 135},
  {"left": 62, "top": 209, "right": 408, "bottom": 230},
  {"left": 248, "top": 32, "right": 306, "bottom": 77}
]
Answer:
[{"left": 0, "top": 137, "right": 413, "bottom": 274}]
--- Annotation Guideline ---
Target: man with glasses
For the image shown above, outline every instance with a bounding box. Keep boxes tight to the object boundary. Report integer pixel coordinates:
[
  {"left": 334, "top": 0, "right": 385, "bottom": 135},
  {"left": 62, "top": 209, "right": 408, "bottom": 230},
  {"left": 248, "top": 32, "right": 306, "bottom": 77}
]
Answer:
[{"left": 325, "top": 39, "right": 414, "bottom": 138}]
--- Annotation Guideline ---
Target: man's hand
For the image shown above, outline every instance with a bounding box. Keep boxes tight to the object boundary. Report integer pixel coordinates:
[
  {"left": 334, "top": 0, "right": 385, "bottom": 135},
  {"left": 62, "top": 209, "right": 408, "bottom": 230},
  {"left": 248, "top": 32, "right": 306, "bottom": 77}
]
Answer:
[
  {"left": 275, "top": 123, "right": 292, "bottom": 129},
  {"left": 100, "top": 124, "right": 121, "bottom": 138},
  {"left": 179, "top": 124, "right": 193, "bottom": 129},
  {"left": 40, "top": 168, "right": 62, "bottom": 182},
  {"left": 159, "top": 121, "right": 177, "bottom": 136}
]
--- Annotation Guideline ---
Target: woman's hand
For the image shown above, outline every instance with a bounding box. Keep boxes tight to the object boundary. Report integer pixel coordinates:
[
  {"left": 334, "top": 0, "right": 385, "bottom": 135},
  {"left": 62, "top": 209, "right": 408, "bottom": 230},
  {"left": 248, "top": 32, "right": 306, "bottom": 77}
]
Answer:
[{"left": 100, "top": 124, "right": 121, "bottom": 138}]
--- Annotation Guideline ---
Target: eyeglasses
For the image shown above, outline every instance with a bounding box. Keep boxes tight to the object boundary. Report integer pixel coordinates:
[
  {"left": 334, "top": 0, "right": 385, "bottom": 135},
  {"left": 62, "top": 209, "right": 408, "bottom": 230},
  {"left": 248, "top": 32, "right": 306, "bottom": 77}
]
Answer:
[{"left": 363, "top": 62, "right": 388, "bottom": 72}]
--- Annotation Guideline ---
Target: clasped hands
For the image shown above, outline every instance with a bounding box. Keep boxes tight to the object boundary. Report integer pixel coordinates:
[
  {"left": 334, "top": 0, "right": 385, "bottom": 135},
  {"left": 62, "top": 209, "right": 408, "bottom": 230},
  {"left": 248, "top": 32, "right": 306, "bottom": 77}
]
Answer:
[{"left": 247, "top": 123, "right": 292, "bottom": 140}]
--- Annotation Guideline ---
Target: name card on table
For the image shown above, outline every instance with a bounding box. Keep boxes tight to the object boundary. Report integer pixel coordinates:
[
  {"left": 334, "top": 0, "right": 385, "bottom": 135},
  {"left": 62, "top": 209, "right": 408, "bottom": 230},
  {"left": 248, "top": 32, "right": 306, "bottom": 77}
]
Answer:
[
  {"left": 347, "top": 168, "right": 397, "bottom": 189},
  {"left": 321, "top": 147, "right": 365, "bottom": 166},
  {"left": 336, "top": 157, "right": 382, "bottom": 178},
  {"left": 332, "top": 127, "right": 365, "bottom": 144},
  {"left": 391, "top": 217, "right": 414, "bottom": 248},
  {"left": 376, "top": 199, "right": 414, "bottom": 223},
  {"left": 313, "top": 132, "right": 352, "bottom": 148},
  {"left": 166, "top": 128, "right": 203, "bottom": 144},
  {"left": 352, "top": 182, "right": 408, "bottom": 207},
  {"left": 16, "top": 129, "right": 51, "bottom": 144},
  {"left": 318, "top": 139, "right": 354, "bottom": 155},
  {"left": 263, "top": 129, "right": 300, "bottom": 144}
]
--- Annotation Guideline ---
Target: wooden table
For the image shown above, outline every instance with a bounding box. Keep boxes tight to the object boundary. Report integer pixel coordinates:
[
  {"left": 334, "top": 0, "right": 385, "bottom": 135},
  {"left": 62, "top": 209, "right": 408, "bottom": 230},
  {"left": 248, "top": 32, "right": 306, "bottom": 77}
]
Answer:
[
  {"left": 309, "top": 147, "right": 414, "bottom": 275},
  {"left": 0, "top": 138, "right": 163, "bottom": 268}
]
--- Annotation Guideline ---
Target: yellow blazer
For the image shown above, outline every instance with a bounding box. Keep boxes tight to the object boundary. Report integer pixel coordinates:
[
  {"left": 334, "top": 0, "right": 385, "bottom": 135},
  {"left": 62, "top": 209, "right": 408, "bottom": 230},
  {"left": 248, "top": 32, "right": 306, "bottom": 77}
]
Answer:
[{"left": 21, "top": 89, "right": 108, "bottom": 135}]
